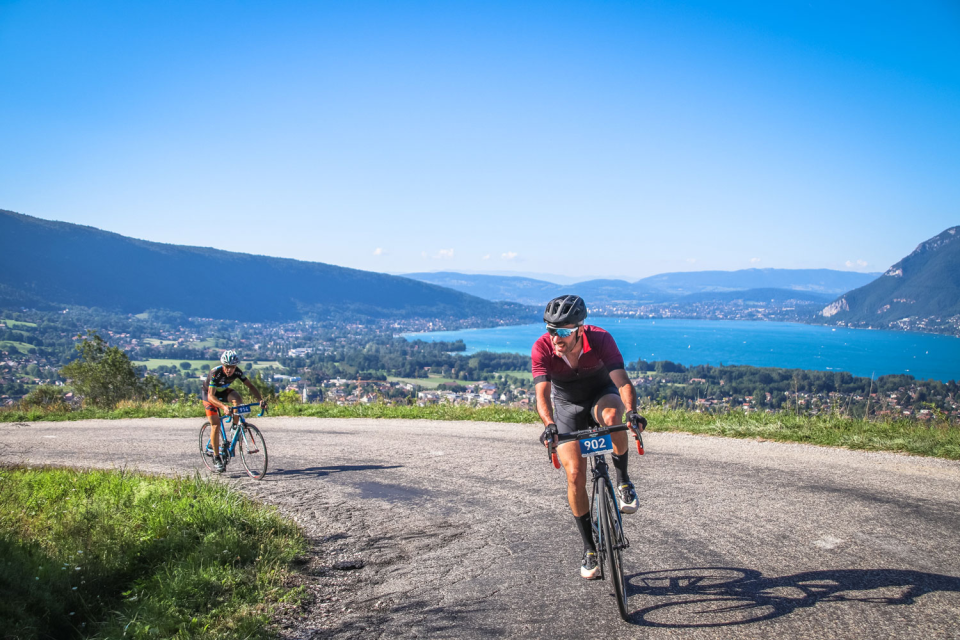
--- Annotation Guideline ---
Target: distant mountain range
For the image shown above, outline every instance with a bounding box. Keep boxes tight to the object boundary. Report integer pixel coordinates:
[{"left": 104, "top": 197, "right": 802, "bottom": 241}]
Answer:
[
  {"left": 675, "top": 288, "right": 836, "bottom": 305},
  {"left": 821, "top": 227, "right": 960, "bottom": 332},
  {"left": 637, "top": 268, "right": 880, "bottom": 295},
  {"left": 404, "top": 269, "right": 878, "bottom": 307},
  {"left": 0, "top": 210, "right": 533, "bottom": 323}
]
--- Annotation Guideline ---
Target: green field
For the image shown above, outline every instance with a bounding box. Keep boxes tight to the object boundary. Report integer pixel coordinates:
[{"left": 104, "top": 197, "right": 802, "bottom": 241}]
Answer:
[
  {"left": 497, "top": 370, "right": 533, "bottom": 381},
  {"left": 139, "top": 358, "right": 282, "bottom": 371},
  {"left": 1, "top": 318, "right": 37, "bottom": 329},
  {"left": 388, "top": 375, "right": 472, "bottom": 388},
  {"left": 142, "top": 338, "right": 178, "bottom": 346},
  {"left": 0, "top": 340, "right": 33, "bottom": 354},
  {"left": 0, "top": 466, "right": 304, "bottom": 639}
]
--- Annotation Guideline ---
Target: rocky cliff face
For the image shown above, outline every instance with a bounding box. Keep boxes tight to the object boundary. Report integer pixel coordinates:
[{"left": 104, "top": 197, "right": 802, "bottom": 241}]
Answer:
[{"left": 817, "top": 226, "right": 960, "bottom": 335}]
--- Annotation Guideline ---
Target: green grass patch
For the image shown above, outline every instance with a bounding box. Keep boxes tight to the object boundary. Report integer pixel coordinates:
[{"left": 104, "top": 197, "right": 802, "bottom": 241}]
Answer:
[
  {"left": 496, "top": 370, "right": 533, "bottom": 382},
  {"left": 0, "top": 400, "right": 536, "bottom": 424},
  {"left": 647, "top": 407, "right": 960, "bottom": 460},
  {"left": 0, "top": 465, "right": 304, "bottom": 639},
  {"left": 0, "top": 340, "right": 34, "bottom": 354},
  {"left": 266, "top": 401, "right": 538, "bottom": 423},
  {"left": 142, "top": 338, "right": 178, "bottom": 346},
  {"left": 1, "top": 318, "right": 38, "bottom": 329}
]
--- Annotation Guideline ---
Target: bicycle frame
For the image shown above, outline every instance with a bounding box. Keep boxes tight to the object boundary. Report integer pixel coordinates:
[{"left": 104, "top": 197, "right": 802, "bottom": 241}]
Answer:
[{"left": 211, "top": 402, "right": 264, "bottom": 458}]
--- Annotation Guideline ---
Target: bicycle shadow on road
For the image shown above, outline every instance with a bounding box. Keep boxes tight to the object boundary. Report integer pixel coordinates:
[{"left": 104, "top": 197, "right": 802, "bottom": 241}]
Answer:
[
  {"left": 624, "top": 566, "right": 960, "bottom": 627},
  {"left": 266, "top": 464, "right": 403, "bottom": 478}
]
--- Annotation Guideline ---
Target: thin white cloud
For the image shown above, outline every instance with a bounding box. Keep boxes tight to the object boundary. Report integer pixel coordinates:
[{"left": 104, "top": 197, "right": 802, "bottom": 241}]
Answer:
[
  {"left": 481, "top": 254, "right": 491, "bottom": 260},
  {"left": 845, "top": 259, "right": 869, "bottom": 268},
  {"left": 373, "top": 247, "right": 385, "bottom": 256},
  {"left": 501, "top": 251, "right": 518, "bottom": 260},
  {"left": 421, "top": 251, "right": 428, "bottom": 258},
  {"left": 686, "top": 258, "right": 697, "bottom": 264},
  {"left": 750, "top": 257, "right": 761, "bottom": 263},
  {"left": 435, "top": 249, "right": 454, "bottom": 259}
]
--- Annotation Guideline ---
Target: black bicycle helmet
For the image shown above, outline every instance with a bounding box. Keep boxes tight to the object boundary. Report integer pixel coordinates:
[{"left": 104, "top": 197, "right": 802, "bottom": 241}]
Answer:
[{"left": 543, "top": 295, "right": 588, "bottom": 326}]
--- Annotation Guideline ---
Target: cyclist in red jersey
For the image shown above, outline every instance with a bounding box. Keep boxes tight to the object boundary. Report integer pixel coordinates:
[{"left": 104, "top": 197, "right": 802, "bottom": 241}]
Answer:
[{"left": 533, "top": 295, "right": 646, "bottom": 579}]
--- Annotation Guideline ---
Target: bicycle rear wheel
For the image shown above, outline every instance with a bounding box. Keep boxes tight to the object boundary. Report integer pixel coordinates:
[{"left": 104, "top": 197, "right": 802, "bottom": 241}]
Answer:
[
  {"left": 238, "top": 423, "right": 268, "bottom": 480},
  {"left": 600, "top": 479, "right": 629, "bottom": 620},
  {"left": 198, "top": 422, "right": 218, "bottom": 472}
]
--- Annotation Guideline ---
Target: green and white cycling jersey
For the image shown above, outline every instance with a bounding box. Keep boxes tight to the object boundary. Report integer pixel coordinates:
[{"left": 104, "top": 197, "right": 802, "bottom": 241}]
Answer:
[{"left": 204, "top": 364, "right": 247, "bottom": 394}]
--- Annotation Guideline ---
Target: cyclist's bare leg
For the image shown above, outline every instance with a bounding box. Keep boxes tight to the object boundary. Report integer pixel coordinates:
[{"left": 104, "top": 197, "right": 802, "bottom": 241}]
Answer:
[
  {"left": 226, "top": 389, "right": 243, "bottom": 408},
  {"left": 593, "top": 393, "right": 628, "bottom": 454},
  {"left": 209, "top": 412, "right": 222, "bottom": 454},
  {"left": 557, "top": 441, "right": 590, "bottom": 516}
]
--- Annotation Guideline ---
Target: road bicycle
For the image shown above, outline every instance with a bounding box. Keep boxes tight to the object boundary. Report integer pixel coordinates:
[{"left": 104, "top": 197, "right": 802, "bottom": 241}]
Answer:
[
  {"left": 199, "top": 402, "right": 269, "bottom": 480},
  {"left": 547, "top": 422, "right": 645, "bottom": 621}
]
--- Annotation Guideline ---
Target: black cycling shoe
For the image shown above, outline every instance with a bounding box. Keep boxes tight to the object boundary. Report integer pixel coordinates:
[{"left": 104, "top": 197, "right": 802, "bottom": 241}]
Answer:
[
  {"left": 581, "top": 550, "right": 599, "bottom": 580},
  {"left": 617, "top": 482, "right": 639, "bottom": 514},
  {"left": 213, "top": 455, "right": 226, "bottom": 473}
]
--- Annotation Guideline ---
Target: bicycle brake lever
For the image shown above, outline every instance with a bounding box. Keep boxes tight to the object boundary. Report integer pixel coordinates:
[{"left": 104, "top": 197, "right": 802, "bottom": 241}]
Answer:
[
  {"left": 636, "top": 432, "right": 645, "bottom": 455},
  {"left": 547, "top": 441, "right": 561, "bottom": 469}
]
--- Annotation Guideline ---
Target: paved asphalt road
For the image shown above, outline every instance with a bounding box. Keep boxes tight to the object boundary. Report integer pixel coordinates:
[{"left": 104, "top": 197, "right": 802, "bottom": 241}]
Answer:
[{"left": 3, "top": 417, "right": 960, "bottom": 639}]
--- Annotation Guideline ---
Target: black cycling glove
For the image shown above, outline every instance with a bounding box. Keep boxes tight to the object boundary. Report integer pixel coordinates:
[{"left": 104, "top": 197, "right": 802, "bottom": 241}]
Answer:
[
  {"left": 539, "top": 423, "right": 559, "bottom": 446},
  {"left": 626, "top": 411, "right": 647, "bottom": 431}
]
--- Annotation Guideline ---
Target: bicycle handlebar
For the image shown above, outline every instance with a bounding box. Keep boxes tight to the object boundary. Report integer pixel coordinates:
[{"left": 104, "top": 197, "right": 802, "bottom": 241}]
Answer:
[
  {"left": 557, "top": 423, "right": 631, "bottom": 442},
  {"left": 224, "top": 402, "right": 269, "bottom": 419},
  {"left": 546, "top": 422, "right": 645, "bottom": 466}
]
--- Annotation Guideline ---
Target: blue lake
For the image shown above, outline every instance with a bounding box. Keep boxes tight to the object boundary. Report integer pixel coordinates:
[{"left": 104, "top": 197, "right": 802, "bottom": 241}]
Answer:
[{"left": 406, "top": 319, "right": 960, "bottom": 383}]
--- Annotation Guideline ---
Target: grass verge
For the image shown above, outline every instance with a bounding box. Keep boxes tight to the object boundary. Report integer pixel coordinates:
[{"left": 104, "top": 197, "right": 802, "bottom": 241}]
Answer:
[
  {"left": 2, "top": 402, "right": 959, "bottom": 460},
  {"left": 647, "top": 408, "right": 960, "bottom": 460},
  {"left": 0, "top": 466, "right": 304, "bottom": 639}
]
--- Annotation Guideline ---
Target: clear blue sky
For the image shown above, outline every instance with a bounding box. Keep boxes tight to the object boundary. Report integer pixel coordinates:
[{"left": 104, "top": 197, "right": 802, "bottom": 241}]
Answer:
[{"left": 2, "top": 0, "right": 958, "bottom": 280}]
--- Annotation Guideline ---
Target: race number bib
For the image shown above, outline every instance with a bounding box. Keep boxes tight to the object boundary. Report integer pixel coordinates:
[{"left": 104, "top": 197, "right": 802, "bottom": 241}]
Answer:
[{"left": 579, "top": 434, "right": 613, "bottom": 457}]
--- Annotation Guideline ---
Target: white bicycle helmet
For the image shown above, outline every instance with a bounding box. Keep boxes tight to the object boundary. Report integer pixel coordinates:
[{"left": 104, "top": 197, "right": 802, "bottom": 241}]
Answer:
[{"left": 220, "top": 350, "right": 240, "bottom": 366}]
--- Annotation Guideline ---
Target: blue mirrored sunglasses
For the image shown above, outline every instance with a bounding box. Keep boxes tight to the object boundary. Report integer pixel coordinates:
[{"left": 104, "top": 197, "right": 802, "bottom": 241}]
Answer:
[{"left": 547, "top": 326, "right": 577, "bottom": 338}]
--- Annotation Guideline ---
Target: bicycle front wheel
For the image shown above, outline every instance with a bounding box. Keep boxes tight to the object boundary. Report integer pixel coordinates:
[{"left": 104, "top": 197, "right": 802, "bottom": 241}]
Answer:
[
  {"left": 239, "top": 423, "right": 268, "bottom": 480},
  {"left": 198, "top": 422, "right": 218, "bottom": 472},
  {"left": 600, "top": 480, "right": 629, "bottom": 620}
]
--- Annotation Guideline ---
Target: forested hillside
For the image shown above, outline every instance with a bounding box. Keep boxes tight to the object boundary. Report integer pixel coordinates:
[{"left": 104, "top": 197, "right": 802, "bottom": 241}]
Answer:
[
  {"left": 0, "top": 210, "right": 534, "bottom": 324},
  {"left": 820, "top": 227, "right": 960, "bottom": 334}
]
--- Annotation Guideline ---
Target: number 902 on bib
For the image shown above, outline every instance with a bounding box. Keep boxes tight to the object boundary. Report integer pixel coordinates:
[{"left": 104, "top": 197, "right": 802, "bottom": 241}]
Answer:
[{"left": 579, "top": 434, "right": 613, "bottom": 457}]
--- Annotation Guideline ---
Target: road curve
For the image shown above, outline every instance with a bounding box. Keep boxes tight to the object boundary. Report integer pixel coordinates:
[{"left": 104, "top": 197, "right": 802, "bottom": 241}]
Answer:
[{"left": 3, "top": 417, "right": 960, "bottom": 639}]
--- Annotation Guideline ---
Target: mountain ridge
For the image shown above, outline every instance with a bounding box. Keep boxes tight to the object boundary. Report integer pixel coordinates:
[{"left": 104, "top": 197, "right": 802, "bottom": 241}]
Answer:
[
  {"left": 0, "top": 210, "right": 533, "bottom": 324},
  {"left": 819, "top": 226, "right": 960, "bottom": 333},
  {"left": 404, "top": 268, "right": 879, "bottom": 306}
]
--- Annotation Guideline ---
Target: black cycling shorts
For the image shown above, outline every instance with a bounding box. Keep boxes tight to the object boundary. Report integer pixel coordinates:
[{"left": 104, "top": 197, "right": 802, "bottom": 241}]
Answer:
[
  {"left": 552, "top": 381, "right": 619, "bottom": 435},
  {"left": 203, "top": 388, "right": 234, "bottom": 409}
]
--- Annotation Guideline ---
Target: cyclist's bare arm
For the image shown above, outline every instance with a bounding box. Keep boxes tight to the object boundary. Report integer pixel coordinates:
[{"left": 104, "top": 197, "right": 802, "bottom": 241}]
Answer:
[
  {"left": 609, "top": 369, "right": 637, "bottom": 417},
  {"left": 535, "top": 380, "right": 555, "bottom": 427},
  {"left": 241, "top": 378, "right": 264, "bottom": 403}
]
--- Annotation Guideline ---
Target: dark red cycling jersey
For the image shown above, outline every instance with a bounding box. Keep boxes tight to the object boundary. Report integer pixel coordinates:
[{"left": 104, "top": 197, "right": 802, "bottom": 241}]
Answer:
[{"left": 531, "top": 325, "right": 625, "bottom": 404}]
